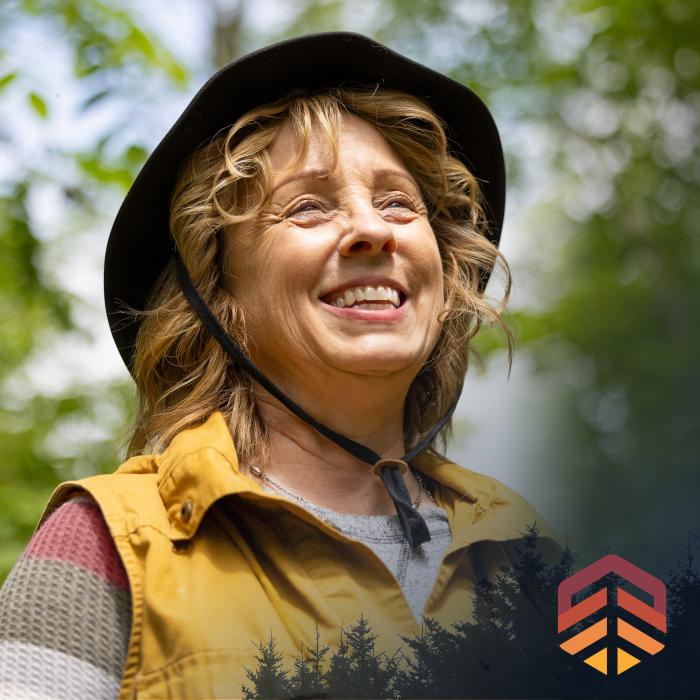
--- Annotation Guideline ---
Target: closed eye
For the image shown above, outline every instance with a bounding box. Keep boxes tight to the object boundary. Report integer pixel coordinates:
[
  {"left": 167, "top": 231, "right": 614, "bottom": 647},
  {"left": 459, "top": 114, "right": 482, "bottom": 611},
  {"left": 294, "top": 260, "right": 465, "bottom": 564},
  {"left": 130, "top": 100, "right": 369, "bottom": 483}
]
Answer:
[
  {"left": 284, "top": 194, "right": 421, "bottom": 219},
  {"left": 385, "top": 199, "right": 413, "bottom": 209},
  {"left": 380, "top": 194, "right": 420, "bottom": 216},
  {"left": 286, "top": 199, "right": 324, "bottom": 217}
]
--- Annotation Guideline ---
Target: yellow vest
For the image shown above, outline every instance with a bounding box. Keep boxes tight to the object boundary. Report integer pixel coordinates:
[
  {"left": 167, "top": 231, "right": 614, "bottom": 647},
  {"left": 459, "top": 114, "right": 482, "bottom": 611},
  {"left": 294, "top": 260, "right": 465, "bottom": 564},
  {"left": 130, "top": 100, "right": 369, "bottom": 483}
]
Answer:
[{"left": 41, "top": 412, "right": 563, "bottom": 699}]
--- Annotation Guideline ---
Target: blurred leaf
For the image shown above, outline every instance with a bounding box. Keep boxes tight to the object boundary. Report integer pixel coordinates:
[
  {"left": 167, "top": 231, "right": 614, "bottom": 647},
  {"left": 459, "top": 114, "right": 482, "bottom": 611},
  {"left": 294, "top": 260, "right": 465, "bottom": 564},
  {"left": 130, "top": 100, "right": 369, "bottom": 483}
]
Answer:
[
  {"left": 17, "top": 0, "right": 187, "bottom": 85},
  {"left": 28, "top": 91, "right": 48, "bottom": 118},
  {"left": 0, "top": 72, "right": 17, "bottom": 92},
  {"left": 125, "top": 144, "right": 148, "bottom": 168},
  {"left": 80, "top": 88, "right": 111, "bottom": 111},
  {"left": 76, "top": 155, "right": 132, "bottom": 189},
  {"left": 75, "top": 141, "right": 148, "bottom": 190}
]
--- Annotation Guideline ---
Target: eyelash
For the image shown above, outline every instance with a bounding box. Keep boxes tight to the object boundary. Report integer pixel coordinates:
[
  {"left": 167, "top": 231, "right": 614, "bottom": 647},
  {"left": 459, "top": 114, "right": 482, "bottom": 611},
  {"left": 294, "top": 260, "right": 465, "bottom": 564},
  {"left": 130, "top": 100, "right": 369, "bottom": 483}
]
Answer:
[{"left": 286, "top": 194, "right": 416, "bottom": 217}]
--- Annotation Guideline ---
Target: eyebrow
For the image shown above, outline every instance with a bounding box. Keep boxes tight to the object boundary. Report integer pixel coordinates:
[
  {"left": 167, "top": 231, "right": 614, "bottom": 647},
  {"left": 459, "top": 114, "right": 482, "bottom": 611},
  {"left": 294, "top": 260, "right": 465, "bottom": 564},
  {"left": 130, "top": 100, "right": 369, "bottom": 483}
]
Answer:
[{"left": 270, "top": 167, "right": 420, "bottom": 195}]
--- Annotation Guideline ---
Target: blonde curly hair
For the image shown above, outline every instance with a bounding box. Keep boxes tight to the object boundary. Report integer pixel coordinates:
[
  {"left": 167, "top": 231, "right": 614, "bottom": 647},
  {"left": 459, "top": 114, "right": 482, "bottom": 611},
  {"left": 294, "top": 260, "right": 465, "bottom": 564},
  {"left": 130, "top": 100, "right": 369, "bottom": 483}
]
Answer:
[{"left": 126, "top": 86, "right": 511, "bottom": 467}]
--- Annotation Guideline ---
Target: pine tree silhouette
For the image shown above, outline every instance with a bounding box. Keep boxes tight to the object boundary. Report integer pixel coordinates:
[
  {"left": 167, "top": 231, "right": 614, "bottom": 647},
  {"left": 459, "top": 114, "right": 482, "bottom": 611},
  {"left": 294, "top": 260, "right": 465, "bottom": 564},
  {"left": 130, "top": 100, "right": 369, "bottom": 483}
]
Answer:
[
  {"left": 394, "top": 619, "right": 440, "bottom": 697},
  {"left": 288, "top": 650, "right": 314, "bottom": 698},
  {"left": 547, "top": 541, "right": 576, "bottom": 587},
  {"left": 240, "top": 525, "right": 699, "bottom": 698},
  {"left": 511, "top": 523, "right": 553, "bottom": 608},
  {"left": 288, "top": 622, "right": 329, "bottom": 699},
  {"left": 344, "top": 614, "right": 399, "bottom": 698},
  {"left": 448, "top": 524, "right": 585, "bottom": 697},
  {"left": 653, "top": 530, "right": 699, "bottom": 698},
  {"left": 505, "top": 524, "right": 565, "bottom": 691},
  {"left": 667, "top": 531, "right": 700, "bottom": 639},
  {"left": 395, "top": 617, "right": 469, "bottom": 698},
  {"left": 242, "top": 631, "right": 291, "bottom": 700},
  {"left": 322, "top": 628, "right": 353, "bottom": 699}
]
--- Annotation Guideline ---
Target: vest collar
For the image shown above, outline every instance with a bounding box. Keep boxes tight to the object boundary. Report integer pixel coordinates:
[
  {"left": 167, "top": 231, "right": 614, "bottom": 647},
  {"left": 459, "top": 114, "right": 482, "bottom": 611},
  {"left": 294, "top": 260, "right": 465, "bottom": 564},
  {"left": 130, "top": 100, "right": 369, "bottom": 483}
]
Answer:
[
  {"left": 152, "top": 412, "right": 259, "bottom": 540},
  {"left": 150, "top": 411, "right": 562, "bottom": 549}
]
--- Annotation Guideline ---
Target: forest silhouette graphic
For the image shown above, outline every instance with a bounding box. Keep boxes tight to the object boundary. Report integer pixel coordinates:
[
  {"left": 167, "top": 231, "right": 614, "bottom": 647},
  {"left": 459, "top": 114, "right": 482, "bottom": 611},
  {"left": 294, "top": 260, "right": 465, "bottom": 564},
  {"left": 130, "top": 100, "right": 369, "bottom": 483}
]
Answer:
[{"left": 241, "top": 525, "right": 698, "bottom": 699}]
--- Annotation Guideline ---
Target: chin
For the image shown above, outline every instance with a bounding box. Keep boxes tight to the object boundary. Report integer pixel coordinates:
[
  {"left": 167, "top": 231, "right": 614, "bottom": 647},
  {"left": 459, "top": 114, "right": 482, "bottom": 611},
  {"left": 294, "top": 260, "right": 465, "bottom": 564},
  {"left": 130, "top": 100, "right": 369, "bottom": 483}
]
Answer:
[{"left": 326, "top": 348, "right": 423, "bottom": 376}]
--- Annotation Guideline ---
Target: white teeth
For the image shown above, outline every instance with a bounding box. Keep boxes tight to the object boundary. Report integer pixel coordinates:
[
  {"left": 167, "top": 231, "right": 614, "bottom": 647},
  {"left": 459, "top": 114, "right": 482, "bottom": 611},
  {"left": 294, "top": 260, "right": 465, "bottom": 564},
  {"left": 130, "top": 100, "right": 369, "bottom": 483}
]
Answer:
[
  {"left": 328, "top": 284, "right": 404, "bottom": 309},
  {"left": 332, "top": 284, "right": 402, "bottom": 308}
]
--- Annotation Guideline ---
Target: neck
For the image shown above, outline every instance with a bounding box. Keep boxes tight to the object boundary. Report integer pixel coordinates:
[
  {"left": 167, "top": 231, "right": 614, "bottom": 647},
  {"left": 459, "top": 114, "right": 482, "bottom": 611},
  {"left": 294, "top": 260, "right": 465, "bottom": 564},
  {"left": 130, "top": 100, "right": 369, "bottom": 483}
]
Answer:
[{"left": 250, "top": 375, "right": 422, "bottom": 515}]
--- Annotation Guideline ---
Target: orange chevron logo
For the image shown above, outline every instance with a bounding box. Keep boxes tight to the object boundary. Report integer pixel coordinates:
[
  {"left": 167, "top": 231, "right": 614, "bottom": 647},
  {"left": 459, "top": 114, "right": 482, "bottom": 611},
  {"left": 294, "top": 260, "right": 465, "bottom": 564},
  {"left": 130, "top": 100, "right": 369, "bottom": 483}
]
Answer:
[{"left": 557, "top": 554, "right": 666, "bottom": 675}]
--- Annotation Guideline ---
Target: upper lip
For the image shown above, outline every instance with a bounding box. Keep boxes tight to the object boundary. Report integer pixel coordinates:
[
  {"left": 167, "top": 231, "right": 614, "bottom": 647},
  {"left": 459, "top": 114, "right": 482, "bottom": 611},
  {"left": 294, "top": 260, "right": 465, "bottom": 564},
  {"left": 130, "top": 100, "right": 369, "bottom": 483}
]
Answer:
[{"left": 319, "top": 276, "right": 408, "bottom": 302}]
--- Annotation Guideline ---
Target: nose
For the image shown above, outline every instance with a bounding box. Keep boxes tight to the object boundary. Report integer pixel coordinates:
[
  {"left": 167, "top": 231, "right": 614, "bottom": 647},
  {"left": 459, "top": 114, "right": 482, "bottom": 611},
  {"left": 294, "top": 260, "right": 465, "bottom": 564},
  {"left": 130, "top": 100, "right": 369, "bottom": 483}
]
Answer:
[{"left": 338, "top": 199, "right": 398, "bottom": 257}]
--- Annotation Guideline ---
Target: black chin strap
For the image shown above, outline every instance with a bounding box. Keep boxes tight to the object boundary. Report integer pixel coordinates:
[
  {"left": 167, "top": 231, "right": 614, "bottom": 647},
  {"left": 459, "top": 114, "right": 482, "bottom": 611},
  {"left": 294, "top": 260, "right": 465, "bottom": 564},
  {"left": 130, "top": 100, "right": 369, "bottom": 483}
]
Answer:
[{"left": 175, "top": 253, "right": 462, "bottom": 548}]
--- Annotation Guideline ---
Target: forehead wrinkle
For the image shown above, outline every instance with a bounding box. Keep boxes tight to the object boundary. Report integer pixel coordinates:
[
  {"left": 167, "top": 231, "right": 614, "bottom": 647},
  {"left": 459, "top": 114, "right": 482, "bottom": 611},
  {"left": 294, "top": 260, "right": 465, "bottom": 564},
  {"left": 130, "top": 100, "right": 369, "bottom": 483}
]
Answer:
[
  {"left": 270, "top": 166, "right": 422, "bottom": 202},
  {"left": 267, "top": 113, "right": 341, "bottom": 192},
  {"left": 372, "top": 168, "right": 421, "bottom": 193},
  {"left": 270, "top": 167, "right": 332, "bottom": 195},
  {"left": 268, "top": 115, "right": 421, "bottom": 199}
]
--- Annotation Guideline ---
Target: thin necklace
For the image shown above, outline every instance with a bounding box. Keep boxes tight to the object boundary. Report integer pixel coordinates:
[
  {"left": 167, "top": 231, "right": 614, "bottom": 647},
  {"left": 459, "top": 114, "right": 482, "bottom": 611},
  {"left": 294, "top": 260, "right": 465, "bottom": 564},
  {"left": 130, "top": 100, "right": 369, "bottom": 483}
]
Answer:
[{"left": 248, "top": 464, "right": 434, "bottom": 510}]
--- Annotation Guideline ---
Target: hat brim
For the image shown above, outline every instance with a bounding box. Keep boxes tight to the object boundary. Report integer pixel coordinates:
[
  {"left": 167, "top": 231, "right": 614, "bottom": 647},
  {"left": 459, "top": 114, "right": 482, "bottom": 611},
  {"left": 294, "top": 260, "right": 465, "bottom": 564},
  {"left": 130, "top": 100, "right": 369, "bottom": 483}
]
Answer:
[{"left": 105, "top": 31, "right": 505, "bottom": 371}]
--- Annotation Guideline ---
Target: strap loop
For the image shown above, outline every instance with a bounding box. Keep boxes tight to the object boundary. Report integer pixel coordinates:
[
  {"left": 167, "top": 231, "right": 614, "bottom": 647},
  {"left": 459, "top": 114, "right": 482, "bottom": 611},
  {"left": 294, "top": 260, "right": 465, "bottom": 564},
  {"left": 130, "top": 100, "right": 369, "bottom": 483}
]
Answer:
[{"left": 372, "top": 459, "right": 409, "bottom": 476}]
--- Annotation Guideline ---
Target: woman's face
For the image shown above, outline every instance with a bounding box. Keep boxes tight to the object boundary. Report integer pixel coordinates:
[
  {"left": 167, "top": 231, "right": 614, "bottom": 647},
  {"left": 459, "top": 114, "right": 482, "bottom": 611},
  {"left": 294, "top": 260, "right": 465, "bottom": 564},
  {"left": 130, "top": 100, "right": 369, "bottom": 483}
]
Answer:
[{"left": 221, "top": 113, "right": 444, "bottom": 387}]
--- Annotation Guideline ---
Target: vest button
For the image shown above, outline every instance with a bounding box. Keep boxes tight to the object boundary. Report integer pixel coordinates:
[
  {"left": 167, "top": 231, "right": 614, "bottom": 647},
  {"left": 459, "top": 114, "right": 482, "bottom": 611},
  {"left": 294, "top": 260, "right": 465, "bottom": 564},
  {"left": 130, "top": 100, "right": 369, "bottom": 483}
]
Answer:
[{"left": 180, "top": 500, "right": 193, "bottom": 523}]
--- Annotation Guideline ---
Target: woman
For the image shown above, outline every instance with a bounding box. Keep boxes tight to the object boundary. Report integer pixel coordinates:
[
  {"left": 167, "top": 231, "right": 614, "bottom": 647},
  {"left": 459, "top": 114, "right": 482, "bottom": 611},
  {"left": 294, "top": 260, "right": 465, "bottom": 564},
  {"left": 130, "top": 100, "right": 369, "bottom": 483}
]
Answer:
[{"left": 0, "top": 33, "right": 562, "bottom": 699}]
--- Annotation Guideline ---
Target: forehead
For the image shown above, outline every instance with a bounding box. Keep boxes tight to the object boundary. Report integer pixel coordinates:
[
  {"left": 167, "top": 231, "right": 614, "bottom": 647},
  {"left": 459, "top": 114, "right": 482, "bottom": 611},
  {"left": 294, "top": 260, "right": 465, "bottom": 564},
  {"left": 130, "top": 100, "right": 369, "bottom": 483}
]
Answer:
[{"left": 266, "top": 112, "right": 409, "bottom": 181}]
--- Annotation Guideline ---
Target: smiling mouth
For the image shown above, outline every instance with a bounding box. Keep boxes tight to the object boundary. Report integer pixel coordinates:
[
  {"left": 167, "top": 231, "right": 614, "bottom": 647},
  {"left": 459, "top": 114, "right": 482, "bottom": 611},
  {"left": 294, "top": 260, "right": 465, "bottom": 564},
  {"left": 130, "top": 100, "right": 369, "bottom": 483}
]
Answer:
[{"left": 320, "top": 284, "right": 407, "bottom": 310}]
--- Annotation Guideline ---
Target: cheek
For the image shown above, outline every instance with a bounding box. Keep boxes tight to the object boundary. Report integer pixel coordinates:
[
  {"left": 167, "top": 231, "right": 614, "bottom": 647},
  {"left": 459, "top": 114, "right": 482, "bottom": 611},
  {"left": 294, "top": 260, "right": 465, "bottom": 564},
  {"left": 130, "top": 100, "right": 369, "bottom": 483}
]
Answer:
[
  {"left": 225, "top": 226, "right": 281, "bottom": 298},
  {"left": 415, "top": 233, "right": 445, "bottom": 301},
  {"left": 232, "top": 236, "right": 322, "bottom": 338},
  {"left": 259, "top": 222, "right": 336, "bottom": 296},
  {"left": 223, "top": 245, "right": 274, "bottom": 322}
]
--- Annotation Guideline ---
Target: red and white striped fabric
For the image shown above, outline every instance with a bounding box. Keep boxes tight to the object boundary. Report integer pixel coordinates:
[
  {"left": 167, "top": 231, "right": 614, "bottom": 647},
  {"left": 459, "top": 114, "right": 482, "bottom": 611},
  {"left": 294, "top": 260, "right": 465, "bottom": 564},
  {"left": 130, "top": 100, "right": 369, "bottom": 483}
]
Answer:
[{"left": 0, "top": 496, "right": 131, "bottom": 699}]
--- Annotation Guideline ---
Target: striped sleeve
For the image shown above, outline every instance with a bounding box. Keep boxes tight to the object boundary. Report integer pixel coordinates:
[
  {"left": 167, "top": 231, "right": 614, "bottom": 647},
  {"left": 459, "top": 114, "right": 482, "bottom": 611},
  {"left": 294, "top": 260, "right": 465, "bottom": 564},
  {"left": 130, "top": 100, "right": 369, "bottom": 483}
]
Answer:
[{"left": 0, "top": 496, "right": 132, "bottom": 700}]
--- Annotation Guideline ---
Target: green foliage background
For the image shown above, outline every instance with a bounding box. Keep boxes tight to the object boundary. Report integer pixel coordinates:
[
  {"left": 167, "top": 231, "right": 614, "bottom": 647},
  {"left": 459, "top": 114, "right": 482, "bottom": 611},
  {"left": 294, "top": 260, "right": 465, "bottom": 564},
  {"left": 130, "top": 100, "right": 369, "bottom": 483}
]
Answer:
[{"left": 1, "top": 0, "right": 698, "bottom": 582}]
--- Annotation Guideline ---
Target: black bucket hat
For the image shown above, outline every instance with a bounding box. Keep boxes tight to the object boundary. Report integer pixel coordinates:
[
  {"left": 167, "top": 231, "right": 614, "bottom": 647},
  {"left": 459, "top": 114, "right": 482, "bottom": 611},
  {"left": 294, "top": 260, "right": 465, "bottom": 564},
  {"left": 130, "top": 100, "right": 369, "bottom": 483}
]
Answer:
[{"left": 105, "top": 31, "right": 506, "bottom": 547}]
